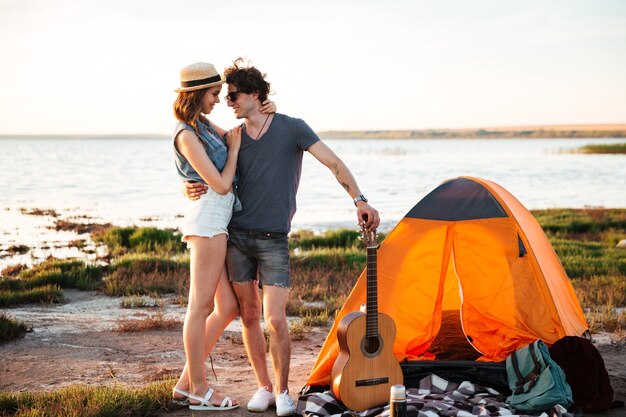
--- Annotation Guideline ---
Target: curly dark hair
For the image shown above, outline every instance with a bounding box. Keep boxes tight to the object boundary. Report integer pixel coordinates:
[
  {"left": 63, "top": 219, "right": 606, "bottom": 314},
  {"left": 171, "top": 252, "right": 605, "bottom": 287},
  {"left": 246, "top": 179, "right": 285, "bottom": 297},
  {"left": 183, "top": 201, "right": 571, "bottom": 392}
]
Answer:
[{"left": 224, "top": 57, "right": 271, "bottom": 103}]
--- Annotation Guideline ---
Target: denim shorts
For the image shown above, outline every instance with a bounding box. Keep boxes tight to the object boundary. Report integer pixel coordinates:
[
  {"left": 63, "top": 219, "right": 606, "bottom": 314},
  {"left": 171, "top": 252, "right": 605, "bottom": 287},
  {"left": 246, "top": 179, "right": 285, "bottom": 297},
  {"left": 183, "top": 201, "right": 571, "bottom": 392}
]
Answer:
[
  {"left": 180, "top": 188, "right": 234, "bottom": 244},
  {"left": 226, "top": 228, "right": 290, "bottom": 288}
]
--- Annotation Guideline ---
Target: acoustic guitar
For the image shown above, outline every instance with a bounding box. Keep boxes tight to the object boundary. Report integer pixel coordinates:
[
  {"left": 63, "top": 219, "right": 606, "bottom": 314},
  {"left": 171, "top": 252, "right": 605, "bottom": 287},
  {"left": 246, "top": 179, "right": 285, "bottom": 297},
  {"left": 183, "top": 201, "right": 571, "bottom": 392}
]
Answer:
[{"left": 330, "top": 226, "right": 403, "bottom": 411}]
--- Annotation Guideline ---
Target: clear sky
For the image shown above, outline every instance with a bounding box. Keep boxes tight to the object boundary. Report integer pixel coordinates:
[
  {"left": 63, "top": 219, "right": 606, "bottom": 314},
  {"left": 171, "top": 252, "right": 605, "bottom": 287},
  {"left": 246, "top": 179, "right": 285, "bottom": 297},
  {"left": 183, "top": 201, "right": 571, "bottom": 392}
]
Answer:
[{"left": 1, "top": 0, "right": 625, "bottom": 134}]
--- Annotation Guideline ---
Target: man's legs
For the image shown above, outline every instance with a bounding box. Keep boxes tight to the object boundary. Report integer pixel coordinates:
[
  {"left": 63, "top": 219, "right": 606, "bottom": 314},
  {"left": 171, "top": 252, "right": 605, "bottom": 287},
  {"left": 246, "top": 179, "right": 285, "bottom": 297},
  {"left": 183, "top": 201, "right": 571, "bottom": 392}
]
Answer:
[
  {"left": 232, "top": 281, "right": 274, "bottom": 391},
  {"left": 254, "top": 236, "right": 294, "bottom": 416},
  {"left": 262, "top": 285, "right": 290, "bottom": 394},
  {"left": 227, "top": 229, "right": 293, "bottom": 414}
]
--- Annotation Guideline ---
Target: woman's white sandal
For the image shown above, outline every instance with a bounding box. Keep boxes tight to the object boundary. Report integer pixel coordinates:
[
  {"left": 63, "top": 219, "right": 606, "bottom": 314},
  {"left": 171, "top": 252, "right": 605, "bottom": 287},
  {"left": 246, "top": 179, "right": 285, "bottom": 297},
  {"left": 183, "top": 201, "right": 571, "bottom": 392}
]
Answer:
[
  {"left": 188, "top": 387, "right": 239, "bottom": 411},
  {"left": 172, "top": 387, "right": 190, "bottom": 406}
]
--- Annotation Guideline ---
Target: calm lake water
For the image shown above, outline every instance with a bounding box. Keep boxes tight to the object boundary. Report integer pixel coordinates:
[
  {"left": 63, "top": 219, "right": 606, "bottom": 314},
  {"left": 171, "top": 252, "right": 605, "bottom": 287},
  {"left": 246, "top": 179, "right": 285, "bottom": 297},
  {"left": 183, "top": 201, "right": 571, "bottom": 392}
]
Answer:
[
  {"left": 1, "top": 136, "right": 625, "bottom": 269},
  {"left": 1, "top": 136, "right": 625, "bottom": 233}
]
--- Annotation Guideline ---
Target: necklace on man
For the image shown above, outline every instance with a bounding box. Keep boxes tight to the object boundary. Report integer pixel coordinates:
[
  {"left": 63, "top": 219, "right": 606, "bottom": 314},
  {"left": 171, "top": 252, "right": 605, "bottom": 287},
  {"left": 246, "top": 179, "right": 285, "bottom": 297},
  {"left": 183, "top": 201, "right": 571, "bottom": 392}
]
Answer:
[{"left": 253, "top": 114, "right": 271, "bottom": 140}]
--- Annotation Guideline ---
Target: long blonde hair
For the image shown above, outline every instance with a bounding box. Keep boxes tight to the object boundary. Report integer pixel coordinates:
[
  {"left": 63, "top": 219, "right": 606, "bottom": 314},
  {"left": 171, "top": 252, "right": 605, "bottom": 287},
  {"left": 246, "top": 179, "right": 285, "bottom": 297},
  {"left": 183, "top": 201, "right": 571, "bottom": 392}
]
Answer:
[{"left": 173, "top": 89, "right": 207, "bottom": 131}]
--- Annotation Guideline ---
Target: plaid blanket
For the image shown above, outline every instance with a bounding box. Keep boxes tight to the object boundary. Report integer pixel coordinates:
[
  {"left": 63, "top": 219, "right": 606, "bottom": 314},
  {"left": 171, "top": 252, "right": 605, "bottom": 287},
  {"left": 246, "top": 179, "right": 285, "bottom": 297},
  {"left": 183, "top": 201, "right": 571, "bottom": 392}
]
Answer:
[{"left": 296, "top": 374, "right": 573, "bottom": 417}]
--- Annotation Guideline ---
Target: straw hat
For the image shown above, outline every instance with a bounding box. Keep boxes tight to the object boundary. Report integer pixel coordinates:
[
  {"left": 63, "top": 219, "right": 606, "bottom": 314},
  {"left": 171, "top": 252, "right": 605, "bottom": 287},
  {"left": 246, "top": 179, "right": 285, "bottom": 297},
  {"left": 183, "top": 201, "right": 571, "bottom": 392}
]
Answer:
[{"left": 174, "top": 62, "right": 225, "bottom": 92}]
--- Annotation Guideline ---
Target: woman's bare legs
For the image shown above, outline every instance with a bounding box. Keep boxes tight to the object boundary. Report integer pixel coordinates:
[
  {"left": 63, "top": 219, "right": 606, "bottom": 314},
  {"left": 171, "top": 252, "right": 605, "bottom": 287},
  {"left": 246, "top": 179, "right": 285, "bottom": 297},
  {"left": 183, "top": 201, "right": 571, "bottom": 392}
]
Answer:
[
  {"left": 174, "top": 264, "right": 239, "bottom": 395},
  {"left": 182, "top": 234, "right": 238, "bottom": 406}
]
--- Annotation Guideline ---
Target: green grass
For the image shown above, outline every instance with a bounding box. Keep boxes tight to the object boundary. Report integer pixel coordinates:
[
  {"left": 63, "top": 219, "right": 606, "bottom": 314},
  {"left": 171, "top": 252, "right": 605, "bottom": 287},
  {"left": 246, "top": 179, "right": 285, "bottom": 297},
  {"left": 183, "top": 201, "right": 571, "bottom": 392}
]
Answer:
[
  {"left": 0, "top": 285, "right": 64, "bottom": 308},
  {"left": 532, "top": 208, "right": 626, "bottom": 235},
  {"left": 120, "top": 295, "right": 163, "bottom": 309},
  {"left": 104, "top": 254, "right": 189, "bottom": 296},
  {"left": 292, "top": 246, "right": 365, "bottom": 269},
  {"left": 0, "top": 380, "right": 175, "bottom": 417},
  {"left": 92, "top": 226, "right": 186, "bottom": 256},
  {"left": 0, "top": 313, "right": 31, "bottom": 344},
  {"left": 18, "top": 259, "right": 103, "bottom": 290},
  {"left": 290, "top": 228, "right": 361, "bottom": 250},
  {"left": 300, "top": 309, "right": 332, "bottom": 327},
  {"left": 578, "top": 143, "right": 626, "bottom": 154},
  {"left": 550, "top": 238, "right": 626, "bottom": 278},
  {"left": 290, "top": 228, "right": 387, "bottom": 250},
  {"left": 0, "top": 260, "right": 102, "bottom": 307},
  {"left": 531, "top": 209, "right": 626, "bottom": 282}
]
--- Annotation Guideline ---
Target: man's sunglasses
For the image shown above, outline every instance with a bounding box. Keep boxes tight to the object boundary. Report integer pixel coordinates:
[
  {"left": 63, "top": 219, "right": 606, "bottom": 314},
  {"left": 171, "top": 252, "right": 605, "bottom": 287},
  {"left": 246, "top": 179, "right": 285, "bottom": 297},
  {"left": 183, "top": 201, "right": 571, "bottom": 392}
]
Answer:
[{"left": 224, "top": 91, "right": 240, "bottom": 101}]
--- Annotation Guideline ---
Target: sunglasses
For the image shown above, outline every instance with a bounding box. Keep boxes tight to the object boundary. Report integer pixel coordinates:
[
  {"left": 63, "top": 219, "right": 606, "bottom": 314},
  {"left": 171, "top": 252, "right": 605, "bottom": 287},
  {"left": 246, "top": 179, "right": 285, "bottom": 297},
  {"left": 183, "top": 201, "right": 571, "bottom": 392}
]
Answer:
[{"left": 224, "top": 91, "right": 241, "bottom": 101}]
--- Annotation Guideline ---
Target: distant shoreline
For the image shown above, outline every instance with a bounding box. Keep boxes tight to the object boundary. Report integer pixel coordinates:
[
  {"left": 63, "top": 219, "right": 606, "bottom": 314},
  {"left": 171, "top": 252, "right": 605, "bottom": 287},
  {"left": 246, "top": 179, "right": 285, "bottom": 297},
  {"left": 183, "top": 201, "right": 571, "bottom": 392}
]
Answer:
[
  {"left": 2, "top": 124, "right": 626, "bottom": 139},
  {"left": 318, "top": 124, "right": 626, "bottom": 139}
]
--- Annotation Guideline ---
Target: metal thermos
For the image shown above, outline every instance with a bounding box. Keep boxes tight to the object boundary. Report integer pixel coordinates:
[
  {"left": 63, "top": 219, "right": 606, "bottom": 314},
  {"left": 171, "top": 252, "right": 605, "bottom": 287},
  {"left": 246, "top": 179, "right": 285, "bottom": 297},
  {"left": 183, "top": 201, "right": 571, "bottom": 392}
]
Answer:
[{"left": 390, "top": 384, "right": 407, "bottom": 417}]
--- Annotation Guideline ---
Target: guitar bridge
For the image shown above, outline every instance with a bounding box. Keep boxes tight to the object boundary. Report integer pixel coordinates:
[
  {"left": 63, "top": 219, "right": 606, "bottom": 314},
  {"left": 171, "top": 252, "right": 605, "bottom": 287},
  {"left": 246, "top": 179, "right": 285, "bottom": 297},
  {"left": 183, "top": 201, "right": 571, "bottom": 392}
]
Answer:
[{"left": 355, "top": 377, "right": 389, "bottom": 387}]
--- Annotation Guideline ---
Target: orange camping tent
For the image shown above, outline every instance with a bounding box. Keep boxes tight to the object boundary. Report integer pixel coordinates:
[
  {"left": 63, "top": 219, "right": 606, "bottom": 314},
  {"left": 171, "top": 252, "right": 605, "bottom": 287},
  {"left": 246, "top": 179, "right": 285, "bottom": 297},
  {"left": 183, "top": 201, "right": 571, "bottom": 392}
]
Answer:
[{"left": 306, "top": 176, "right": 588, "bottom": 388}]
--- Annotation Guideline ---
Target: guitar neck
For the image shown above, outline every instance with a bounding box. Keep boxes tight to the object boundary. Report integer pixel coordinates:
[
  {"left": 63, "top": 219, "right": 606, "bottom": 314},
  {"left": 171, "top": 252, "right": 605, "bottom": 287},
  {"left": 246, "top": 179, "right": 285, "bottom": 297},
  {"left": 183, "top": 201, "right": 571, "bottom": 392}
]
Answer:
[{"left": 365, "top": 245, "right": 378, "bottom": 338}]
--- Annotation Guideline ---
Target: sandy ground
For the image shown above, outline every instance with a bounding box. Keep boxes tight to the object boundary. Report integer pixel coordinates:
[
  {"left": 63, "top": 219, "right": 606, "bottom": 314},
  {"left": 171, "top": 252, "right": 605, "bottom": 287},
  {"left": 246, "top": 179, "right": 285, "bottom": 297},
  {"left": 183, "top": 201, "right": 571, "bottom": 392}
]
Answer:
[{"left": 1, "top": 290, "right": 624, "bottom": 417}]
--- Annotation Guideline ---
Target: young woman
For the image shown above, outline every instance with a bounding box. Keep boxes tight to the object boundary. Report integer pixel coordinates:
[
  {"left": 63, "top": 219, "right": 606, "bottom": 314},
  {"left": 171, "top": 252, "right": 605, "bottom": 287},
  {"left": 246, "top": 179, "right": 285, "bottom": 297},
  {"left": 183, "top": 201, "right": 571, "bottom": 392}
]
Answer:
[{"left": 170, "top": 62, "right": 275, "bottom": 410}]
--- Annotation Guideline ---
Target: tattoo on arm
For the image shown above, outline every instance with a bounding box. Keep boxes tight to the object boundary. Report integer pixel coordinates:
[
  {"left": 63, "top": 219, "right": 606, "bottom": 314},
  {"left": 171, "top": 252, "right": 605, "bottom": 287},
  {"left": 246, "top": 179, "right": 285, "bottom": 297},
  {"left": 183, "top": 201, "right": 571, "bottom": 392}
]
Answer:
[{"left": 331, "top": 162, "right": 350, "bottom": 192}]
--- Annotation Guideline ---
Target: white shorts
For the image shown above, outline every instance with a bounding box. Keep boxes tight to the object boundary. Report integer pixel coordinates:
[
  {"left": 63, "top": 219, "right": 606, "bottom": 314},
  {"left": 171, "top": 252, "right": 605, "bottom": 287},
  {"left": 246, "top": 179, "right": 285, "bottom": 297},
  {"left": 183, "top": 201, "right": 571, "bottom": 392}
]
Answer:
[{"left": 181, "top": 188, "right": 234, "bottom": 243}]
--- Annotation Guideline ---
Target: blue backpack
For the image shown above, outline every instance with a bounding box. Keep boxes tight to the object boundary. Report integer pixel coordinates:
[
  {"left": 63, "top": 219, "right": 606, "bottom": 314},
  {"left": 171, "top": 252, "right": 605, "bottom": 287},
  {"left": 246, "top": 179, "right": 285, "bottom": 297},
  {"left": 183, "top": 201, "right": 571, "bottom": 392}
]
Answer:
[{"left": 505, "top": 340, "right": 573, "bottom": 412}]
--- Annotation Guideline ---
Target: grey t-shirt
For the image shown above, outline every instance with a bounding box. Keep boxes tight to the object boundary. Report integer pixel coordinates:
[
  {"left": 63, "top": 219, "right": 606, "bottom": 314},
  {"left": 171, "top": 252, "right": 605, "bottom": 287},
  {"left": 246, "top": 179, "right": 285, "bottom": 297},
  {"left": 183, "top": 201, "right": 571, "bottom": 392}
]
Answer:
[{"left": 229, "top": 113, "right": 320, "bottom": 233}]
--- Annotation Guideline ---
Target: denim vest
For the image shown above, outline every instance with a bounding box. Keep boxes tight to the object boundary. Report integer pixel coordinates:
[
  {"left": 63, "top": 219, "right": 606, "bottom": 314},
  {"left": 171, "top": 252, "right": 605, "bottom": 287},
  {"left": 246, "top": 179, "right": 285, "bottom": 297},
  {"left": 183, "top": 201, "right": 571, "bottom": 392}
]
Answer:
[{"left": 173, "top": 119, "right": 242, "bottom": 211}]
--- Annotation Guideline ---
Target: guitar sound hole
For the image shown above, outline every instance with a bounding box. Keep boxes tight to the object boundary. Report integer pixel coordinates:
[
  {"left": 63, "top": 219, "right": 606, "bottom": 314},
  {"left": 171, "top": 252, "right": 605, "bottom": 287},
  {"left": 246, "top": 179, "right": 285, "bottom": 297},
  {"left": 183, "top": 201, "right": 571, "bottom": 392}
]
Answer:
[{"left": 363, "top": 336, "right": 382, "bottom": 356}]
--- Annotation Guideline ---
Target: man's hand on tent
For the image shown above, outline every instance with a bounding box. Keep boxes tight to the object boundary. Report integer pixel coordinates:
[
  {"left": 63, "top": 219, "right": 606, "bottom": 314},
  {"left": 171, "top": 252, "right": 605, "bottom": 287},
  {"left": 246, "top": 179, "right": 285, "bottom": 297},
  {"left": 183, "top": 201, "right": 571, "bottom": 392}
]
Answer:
[{"left": 357, "top": 203, "right": 380, "bottom": 231}]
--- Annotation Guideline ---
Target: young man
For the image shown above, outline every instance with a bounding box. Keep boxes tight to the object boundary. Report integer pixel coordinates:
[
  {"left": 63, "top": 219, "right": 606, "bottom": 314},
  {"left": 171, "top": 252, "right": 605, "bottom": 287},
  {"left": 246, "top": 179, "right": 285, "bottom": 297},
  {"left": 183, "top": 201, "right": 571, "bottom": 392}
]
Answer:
[{"left": 185, "top": 59, "right": 379, "bottom": 416}]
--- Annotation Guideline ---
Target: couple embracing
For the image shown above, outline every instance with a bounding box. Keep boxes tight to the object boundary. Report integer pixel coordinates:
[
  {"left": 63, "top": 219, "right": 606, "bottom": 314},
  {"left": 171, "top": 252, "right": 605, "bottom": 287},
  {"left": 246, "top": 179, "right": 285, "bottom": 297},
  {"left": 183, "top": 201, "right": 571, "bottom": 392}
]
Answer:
[{"left": 171, "top": 58, "right": 379, "bottom": 413}]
